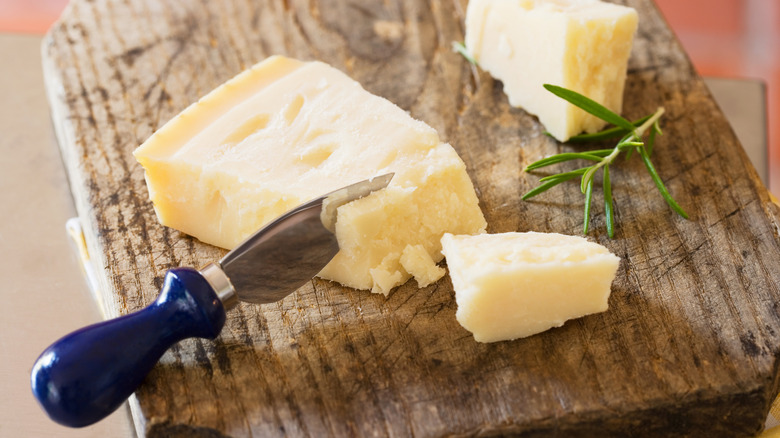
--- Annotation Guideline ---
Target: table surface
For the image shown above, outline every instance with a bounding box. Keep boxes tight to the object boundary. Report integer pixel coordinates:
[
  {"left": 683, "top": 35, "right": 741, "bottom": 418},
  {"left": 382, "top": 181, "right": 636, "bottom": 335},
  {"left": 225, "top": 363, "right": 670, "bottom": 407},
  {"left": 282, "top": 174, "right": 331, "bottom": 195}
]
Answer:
[{"left": 0, "top": 28, "right": 768, "bottom": 437}]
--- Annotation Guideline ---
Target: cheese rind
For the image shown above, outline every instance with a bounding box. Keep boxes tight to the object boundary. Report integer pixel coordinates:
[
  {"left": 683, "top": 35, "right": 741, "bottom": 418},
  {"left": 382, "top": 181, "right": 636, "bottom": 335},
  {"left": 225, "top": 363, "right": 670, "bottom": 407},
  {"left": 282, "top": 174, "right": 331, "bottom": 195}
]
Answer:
[
  {"left": 134, "top": 55, "right": 486, "bottom": 294},
  {"left": 465, "top": 0, "right": 638, "bottom": 141},
  {"left": 440, "top": 232, "right": 620, "bottom": 342}
]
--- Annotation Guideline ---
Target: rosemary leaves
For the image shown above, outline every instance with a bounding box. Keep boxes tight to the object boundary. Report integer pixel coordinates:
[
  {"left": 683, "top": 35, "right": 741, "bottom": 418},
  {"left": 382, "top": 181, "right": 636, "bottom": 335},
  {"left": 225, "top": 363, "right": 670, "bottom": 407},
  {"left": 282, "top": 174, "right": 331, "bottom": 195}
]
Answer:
[{"left": 522, "top": 84, "right": 688, "bottom": 238}]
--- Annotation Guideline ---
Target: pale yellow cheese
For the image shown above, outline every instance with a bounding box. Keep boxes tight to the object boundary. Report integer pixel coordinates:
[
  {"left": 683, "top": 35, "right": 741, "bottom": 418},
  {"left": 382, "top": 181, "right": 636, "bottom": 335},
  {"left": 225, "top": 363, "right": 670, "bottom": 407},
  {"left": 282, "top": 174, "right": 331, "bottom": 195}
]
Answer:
[
  {"left": 465, "top": 0, "right": 638, "bottom": 141},
  {"left": 440, "top": 232, "right": 620, "bottom": 342},
  {"left": 399, "top": 244, "right": 447, "bottom": 288},
  {"left": 134, "top": 55, "right": 486, "bottom": 294}
]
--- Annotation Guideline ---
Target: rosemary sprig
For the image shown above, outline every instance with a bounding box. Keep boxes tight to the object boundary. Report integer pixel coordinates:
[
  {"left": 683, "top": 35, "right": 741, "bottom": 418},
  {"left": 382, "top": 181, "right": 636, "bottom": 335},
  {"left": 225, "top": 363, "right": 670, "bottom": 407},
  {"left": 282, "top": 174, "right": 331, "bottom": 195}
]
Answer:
[
  {"left": 603, "top": 164, "right": 614, "bottom": 237},
  {"left": 543, "top": 84, "right": 635, "bottom": 131},
  {"left": 525, "top": 152, "right": 608, "bottom": 170},
  {"left": 452, "top": 41, "right": 476, "bottom": 65},
  {"left": 523, "top": 84, "right": 688, "bottom": 238},
  {"left": 566, "top": 114, "right": 651, "bottom": 143}
]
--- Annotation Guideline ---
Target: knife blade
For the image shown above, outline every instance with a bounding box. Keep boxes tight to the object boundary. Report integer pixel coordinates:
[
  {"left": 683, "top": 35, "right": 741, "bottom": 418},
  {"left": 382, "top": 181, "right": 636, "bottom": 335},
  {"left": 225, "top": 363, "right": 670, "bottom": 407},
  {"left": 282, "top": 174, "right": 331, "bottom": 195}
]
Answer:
[{"left": 30, "top": 173, "right": 393, "bottom": 428}]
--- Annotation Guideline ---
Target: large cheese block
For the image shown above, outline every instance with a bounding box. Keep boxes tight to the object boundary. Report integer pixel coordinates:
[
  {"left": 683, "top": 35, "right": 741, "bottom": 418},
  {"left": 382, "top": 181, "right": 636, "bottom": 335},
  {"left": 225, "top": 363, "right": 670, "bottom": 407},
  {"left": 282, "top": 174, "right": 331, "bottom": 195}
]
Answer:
[
  {"left": 133, "top": 55, "right": 486, "bottom": 294},
  {"left": 464, "top": 0, "right": 638, "bottom": 141},
  {"left": 440, "top": 232, "right": 620, "bottom": 342}
]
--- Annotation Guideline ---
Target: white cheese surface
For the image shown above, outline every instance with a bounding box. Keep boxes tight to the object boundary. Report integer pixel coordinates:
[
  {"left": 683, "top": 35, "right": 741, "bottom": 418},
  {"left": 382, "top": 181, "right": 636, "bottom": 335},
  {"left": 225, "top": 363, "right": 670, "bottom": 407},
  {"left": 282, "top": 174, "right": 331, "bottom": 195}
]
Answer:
[
  {"left": 441, "top": 232, "right": 620, "bottom": 342},
  {"left": 465, "top": 0, "right": 638, "bottom": 141},
  {"left": 134, "top": 56, "right": 486, "bottom": 294}
]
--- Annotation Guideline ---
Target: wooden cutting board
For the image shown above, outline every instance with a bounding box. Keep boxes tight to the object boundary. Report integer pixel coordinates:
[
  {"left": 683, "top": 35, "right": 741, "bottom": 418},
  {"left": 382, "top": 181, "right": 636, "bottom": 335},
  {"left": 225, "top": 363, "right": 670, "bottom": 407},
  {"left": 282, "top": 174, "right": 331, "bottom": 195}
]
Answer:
[{"left": 42, "top": 0, "right": 780, "bottom": 436}]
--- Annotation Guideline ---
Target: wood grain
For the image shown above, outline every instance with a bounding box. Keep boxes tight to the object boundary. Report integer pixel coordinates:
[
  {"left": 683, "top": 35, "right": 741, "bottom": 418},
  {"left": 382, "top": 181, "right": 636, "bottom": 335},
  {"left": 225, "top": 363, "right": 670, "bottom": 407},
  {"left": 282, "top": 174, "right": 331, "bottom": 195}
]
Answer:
[{"left": 42, "top": 0, "right": 780, "bottom": 436}]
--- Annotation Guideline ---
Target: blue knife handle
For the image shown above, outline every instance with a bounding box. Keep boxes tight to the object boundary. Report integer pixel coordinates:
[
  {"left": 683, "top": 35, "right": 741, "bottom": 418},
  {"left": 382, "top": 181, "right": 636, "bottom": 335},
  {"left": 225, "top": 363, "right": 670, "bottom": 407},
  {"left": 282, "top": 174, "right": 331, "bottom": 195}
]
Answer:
[{"left": 30, "top": 267, "right": 226, "bottom": 428}]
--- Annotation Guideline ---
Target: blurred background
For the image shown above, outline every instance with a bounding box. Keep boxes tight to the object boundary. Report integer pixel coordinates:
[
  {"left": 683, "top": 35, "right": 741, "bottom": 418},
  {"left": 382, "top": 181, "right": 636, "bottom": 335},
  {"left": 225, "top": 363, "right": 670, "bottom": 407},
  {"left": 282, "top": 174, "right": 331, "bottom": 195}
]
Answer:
[
  {"left": 655, "top": 0, "right": 779, "bottom": 195},
  {"left": 0, "top": 0, "right": 778, "bottom": 193}
]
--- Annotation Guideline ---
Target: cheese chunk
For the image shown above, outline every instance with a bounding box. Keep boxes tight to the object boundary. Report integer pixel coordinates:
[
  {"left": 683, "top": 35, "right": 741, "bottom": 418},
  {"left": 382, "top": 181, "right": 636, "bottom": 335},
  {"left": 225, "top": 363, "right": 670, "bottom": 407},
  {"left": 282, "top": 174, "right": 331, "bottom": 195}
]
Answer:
[
  {"left": 465, "top": 0, "right": 638, "bottom": 141},
  {"left": 134, "top": 56, "right": 486, "bottom": 294},
  {"left": 440, "top": 232, "right": 619, "bottom": 342}
]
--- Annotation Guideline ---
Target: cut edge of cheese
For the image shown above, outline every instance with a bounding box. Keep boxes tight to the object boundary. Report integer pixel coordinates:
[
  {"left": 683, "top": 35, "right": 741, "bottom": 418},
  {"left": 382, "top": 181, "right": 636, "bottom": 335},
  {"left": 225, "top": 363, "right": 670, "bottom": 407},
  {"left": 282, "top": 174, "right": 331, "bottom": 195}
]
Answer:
[
  {"left": 464, "top": 0, "right": 638, "bottom": 142},
  {"left": 441, "top": 231, "right": 620, "bottom": 342},
  {"left": 322, "top": 150, "right": 486, "bottom": 294}
]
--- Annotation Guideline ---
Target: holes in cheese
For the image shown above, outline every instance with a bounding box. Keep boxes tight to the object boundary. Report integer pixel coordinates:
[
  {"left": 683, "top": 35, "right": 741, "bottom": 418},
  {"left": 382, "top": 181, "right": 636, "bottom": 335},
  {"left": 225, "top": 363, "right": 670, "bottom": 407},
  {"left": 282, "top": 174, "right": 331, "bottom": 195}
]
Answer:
[
  {"left": 220, "top": 114, "right": 270, "bottom": 148},
  {"left": 440, "top": 232, "right": 620, "bottom": 342},
  {"left": 134, "top": 55, "right": 486, "bottom": 294},
  {"left": 283, "top": 94, "right": 305, "bottom": 125},
  {"left": 464, "top": 0, "right": 638, "bottom": 141}
]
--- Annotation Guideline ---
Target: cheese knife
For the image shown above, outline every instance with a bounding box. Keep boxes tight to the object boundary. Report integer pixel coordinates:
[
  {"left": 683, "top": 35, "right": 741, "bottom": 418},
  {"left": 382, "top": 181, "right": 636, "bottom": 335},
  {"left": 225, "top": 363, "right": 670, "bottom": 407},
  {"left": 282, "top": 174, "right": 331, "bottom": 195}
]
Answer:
[{"left": 30, "top": 173, "right": 393, "bottom": 428}]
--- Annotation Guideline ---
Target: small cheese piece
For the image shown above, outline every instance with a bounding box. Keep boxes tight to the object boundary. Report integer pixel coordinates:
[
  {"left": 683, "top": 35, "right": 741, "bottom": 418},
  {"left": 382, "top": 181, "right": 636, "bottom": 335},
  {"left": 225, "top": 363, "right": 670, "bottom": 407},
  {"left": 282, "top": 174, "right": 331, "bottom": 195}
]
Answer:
[
  {"left": 465, "top": 0, "right": 638, "bottom": 141},
  {"left": 134, "top": 55, "right": 486, "bottom": 294},
  {"left": 399, "top": 244, "right": 447, "bottom": 288},
  {"left": 440, "top": 232, "right": 620, "bottom": 342}
]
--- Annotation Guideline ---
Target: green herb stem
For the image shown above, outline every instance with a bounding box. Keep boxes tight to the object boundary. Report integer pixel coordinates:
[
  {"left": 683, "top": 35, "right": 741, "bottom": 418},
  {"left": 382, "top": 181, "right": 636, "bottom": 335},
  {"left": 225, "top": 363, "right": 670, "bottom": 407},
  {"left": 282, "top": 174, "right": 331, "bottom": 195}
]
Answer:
[
  {"left": 567, "top": 114, "right": 652, "bottom": 143},
  {"left": 524, "top": 86, "right": 687, "bottom": 237},
  {"left": 638, "top": 146, "right": 689, "bottom": 219},
  {"left": 583, "top": 177, "right": 594, "bottom": 234},
  {"left": 539, "top": 167, "right": 588, "bottom": 182},
  {"left": 603, "top": 165, "right": 614, "bottom": 238},
  {"left": 521, "top": 172, "right": 581, "bottom": 200},
  {"left": 543, "top": 84, "right": 635, "bottom": 131},
  {"left": 525, "top": 152, "right": 605, "bottom": 171},
  {"left": 634, "top": 107, "right": 665, "bottom": 138},
  {"left": 580, "top": 142, "right": 621, "bottom": 193},
  {"left": 452, "top": 41, "right": 476, "bottom": 65}
]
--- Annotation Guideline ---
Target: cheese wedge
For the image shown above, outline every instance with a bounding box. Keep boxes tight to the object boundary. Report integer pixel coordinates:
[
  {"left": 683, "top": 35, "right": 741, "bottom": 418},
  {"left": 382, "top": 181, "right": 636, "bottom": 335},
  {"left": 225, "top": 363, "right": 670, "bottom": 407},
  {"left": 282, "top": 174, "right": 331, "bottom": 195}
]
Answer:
[
  {"left": 464, "top": 0, "right": 638, "bottom": 141},
  {"left": 134, "top": 55, "right": 486, "bottom": 294},
  {"left": 440, "top": 232, "right": 620, "bottom": 342}
]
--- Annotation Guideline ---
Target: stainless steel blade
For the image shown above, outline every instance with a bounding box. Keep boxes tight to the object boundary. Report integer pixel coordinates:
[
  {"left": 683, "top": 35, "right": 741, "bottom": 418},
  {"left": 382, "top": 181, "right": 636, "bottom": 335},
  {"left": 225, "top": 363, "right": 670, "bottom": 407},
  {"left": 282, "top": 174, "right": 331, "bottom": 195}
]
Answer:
[{"left": 203, "top": 173, "right": 393, "bottom": 307}]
